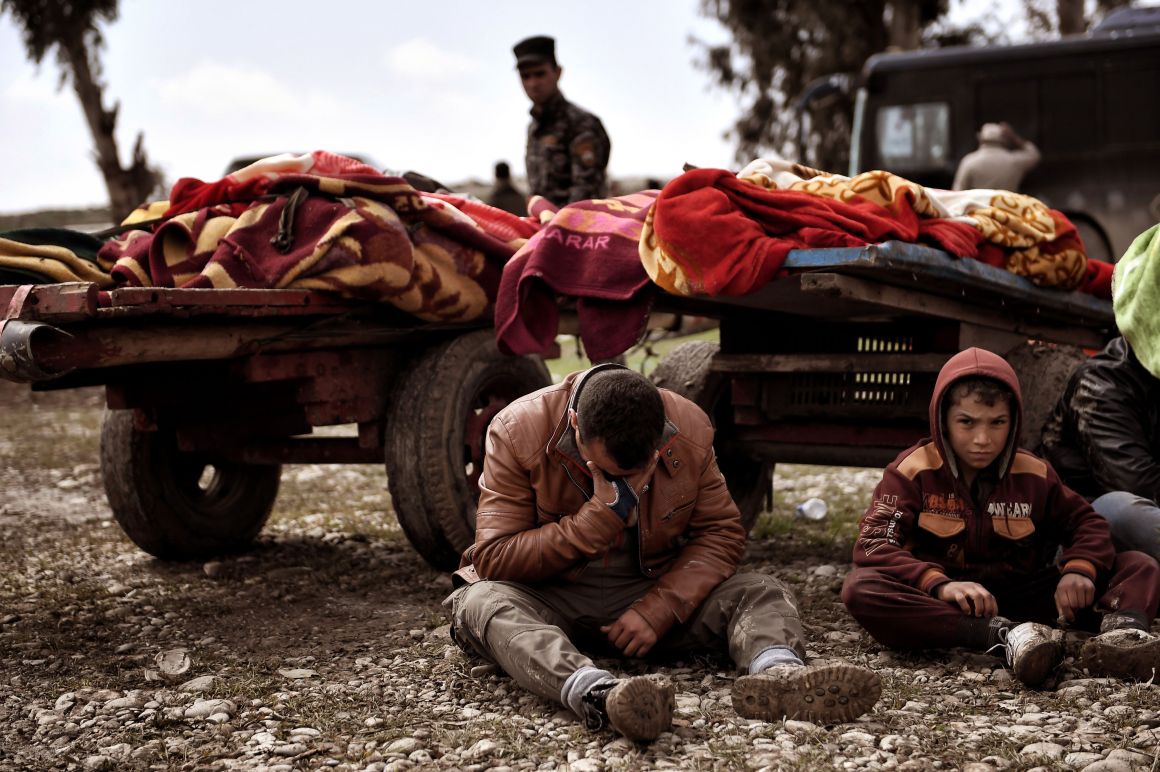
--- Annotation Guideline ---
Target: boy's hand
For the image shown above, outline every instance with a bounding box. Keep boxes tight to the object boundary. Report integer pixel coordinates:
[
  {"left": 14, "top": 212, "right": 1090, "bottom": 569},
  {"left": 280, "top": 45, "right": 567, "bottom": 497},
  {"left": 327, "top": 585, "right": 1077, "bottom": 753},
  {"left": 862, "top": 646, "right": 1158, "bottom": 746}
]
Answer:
[
  {"left": 601, "top": 608, "right": 658, "bottom": 657},
  {"left": 936, "top": 581, "right": 998, "bottom": 617},
  {"left": 1055, "top": 573, "right": 1095, "bottom": 623}
]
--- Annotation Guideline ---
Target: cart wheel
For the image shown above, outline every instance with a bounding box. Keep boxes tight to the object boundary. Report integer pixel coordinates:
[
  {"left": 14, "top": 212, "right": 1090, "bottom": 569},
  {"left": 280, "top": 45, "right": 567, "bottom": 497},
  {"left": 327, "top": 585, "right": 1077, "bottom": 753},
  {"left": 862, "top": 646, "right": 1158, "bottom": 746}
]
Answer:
[
  {"left": 99, "top": 410, "right": 280, "bottom": 560},
  {"left": 1003, "top": 340, "right": 1087, "bottom": 448},
  {"left": 651, "top": 340, "right": 771, "bottom": 533},
  {"left": 385, "top": 330, "right": 552, "bottom": 570}
]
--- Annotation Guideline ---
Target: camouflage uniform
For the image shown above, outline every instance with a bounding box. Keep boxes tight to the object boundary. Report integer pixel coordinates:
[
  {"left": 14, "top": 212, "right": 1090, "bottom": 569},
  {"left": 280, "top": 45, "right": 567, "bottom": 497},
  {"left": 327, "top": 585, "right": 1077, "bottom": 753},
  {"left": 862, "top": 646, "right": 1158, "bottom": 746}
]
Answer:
[{"left": 526, "top": 91, "right": 610, "bottom": 207}]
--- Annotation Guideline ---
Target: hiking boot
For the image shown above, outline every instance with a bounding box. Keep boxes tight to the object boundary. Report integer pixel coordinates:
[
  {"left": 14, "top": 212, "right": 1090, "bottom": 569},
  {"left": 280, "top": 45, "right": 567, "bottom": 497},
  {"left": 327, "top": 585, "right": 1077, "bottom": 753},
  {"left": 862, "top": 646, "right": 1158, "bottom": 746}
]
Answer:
[
  {"left": 582, "top": 676, "right": 674, "bottom": 742},
  {"left": 999, "top": 622, "right": 1061, "bottom": 687},
  {"left": 1081, "top": 628, "right": 1160, "bottom": 682},
  {"left": 1100, "top": 610, "right": 1150, "bottom": 634},
  {"left": 731, "top": 663, "right": 881, "bottom": 724}
]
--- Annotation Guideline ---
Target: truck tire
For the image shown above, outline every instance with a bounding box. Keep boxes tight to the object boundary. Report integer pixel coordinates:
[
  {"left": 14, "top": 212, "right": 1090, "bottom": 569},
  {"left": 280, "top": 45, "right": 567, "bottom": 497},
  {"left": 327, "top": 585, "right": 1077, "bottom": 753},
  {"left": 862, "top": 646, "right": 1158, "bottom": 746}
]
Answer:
[
  {"left": 651, "top": 340, "right": 772, "bottom": 533},
  {"left": 385, "top": 330, "right": 552, "bottom": 570},
  {"left": 100, "top": 410, "right": 280, "bottom": 560},
  {"left": 1003, "top": 340, "right": 1087, "bottom": 449}
]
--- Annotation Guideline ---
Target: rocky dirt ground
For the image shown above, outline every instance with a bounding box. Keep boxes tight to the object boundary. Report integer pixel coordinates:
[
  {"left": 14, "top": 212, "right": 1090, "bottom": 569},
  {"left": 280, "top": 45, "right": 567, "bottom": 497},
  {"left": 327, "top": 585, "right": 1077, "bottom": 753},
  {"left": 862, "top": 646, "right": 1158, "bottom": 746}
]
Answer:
[{"left": 3, "top": 382, "right": 1160, "bottom": 772}]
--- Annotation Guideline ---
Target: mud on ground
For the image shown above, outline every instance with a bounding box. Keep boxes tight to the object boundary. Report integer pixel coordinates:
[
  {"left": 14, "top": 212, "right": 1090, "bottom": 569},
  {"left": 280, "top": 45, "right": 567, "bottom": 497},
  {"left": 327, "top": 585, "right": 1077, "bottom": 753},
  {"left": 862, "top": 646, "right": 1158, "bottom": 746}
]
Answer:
[{"left": 2, "top": 382, "right": 1159, "bottom": 771}]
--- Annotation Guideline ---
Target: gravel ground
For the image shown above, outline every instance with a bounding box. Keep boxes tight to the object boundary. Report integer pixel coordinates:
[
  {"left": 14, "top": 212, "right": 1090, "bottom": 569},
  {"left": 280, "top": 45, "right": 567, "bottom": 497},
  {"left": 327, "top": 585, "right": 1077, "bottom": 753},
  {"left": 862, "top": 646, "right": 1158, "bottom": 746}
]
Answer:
[{"left": 3, "top": 383, "right": 1160, "bottom": 772}]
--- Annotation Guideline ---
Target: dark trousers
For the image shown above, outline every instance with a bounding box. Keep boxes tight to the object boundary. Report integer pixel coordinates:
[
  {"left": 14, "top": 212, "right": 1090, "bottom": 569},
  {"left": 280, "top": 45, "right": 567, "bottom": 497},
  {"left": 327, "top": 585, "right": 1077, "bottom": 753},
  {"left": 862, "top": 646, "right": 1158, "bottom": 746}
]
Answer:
[{"left": 841, "top": 551, "right": 1160, "bottom": 650}]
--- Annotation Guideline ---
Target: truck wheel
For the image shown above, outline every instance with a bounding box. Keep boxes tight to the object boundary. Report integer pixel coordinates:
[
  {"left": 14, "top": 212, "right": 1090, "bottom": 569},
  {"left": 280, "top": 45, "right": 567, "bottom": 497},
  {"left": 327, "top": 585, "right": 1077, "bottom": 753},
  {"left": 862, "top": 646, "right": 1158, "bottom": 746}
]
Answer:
[
  {"left": 385, "top": 330, "right": 552, "bottom": 569},
  {"left": 100, "top": 410, "right": 280, "bottom": 560},
  {"left": 1003, "top": 340, "right": 1087, "bottom": 449},
  {"left": 651, "top": 340, "right": 771, "bottom": 533}
]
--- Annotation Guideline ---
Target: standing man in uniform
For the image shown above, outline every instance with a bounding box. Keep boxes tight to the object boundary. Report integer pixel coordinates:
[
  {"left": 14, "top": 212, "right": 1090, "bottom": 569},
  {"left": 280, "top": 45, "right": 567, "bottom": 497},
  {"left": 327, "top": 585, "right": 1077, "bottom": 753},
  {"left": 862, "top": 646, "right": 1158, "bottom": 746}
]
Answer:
[{"left": 513, "top": 35, "right": 611, "bottom": 207}]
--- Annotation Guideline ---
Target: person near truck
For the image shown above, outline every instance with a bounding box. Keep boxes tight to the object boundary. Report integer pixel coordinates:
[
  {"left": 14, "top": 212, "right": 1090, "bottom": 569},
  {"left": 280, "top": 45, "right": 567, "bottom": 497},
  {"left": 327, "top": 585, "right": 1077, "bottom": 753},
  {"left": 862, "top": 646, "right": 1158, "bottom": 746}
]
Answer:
[
  {"left": 513, "top": 35, "right": 611, "bottom": 207},
  {"left": 446, "top": 365, "right": 881, "bottom": 741},
  {"left": 842, "top": 348, "right": 1160, "bottom": 689},
  {"left": 952, "top": 122, "right": 1041, "bottom": 192}
]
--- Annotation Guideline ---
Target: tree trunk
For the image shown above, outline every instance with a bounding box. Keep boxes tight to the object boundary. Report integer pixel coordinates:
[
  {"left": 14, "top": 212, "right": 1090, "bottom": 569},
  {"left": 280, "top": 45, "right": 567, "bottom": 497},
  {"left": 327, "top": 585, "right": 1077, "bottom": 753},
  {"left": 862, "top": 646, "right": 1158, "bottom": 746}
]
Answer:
[
  {"left": 888, "top": 0, "right": 922, "bottom": 50},
  {"left": 1057, "top": 0, "right": 1086, "bottom": 35},
  {"left": 60, "top": 35, "right": 155, "bottom": 222}
]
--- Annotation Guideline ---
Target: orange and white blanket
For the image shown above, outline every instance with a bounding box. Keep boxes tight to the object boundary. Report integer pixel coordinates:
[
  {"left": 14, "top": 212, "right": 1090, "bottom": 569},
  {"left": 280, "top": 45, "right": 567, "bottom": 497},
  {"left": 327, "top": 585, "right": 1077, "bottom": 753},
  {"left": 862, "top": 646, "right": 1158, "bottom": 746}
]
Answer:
[{"left": 640, "top": 157, "right": 1096, "bottom": 299}]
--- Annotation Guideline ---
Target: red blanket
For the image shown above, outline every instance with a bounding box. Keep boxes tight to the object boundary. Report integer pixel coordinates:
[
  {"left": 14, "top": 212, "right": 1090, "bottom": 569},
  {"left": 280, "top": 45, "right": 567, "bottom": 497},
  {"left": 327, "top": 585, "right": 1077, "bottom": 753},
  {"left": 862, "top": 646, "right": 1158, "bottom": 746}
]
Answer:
[
  {"left": 645, "top": 168, "right": 981, "bottom": 296},
  {"left": 494, "top": 191, "right": 658, "bottom": 361}
]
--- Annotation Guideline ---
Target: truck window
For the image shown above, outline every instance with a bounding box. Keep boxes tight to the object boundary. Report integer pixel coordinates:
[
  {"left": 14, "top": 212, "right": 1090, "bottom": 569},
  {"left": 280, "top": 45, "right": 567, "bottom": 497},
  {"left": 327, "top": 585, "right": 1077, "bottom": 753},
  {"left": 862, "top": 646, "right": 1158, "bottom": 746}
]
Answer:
[{"left": 875, "top": 102, "right": 950, "bottom": 172}]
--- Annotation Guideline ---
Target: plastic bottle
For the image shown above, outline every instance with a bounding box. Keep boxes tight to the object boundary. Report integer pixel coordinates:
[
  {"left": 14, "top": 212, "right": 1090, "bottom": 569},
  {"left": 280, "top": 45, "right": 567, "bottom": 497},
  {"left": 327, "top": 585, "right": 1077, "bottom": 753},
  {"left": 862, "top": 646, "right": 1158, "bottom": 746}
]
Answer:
[{"left": 795, "top": 497, "right": 828, "bottom": 521}]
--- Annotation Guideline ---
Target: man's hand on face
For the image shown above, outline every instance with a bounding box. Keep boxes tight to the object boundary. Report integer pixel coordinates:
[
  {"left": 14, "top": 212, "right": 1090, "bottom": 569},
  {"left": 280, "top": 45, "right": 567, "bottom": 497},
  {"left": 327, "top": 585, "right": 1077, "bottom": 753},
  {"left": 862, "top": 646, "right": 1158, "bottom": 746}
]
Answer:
[
  {"left": 586, "top": 461, "right": 619, "bottom": 506},
  {"left": 601, "top": 608, "right": 658, "bottom": 657}
]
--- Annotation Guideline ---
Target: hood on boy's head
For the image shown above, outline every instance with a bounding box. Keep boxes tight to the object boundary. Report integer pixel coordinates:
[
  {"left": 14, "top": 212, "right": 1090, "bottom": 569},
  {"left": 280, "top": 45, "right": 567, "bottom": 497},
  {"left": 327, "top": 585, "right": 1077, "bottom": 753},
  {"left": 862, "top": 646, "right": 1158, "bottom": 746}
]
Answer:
[{"left": 929, "top": 347, "right": 1024, "bottom": 480}]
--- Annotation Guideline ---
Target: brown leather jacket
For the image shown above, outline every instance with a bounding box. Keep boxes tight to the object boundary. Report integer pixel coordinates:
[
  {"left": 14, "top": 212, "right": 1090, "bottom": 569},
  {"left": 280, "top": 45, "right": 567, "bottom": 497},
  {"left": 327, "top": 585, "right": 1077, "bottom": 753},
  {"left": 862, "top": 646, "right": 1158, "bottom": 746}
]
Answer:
[{"left": 454, "top": 365, "right": 746, "bottom": 639}]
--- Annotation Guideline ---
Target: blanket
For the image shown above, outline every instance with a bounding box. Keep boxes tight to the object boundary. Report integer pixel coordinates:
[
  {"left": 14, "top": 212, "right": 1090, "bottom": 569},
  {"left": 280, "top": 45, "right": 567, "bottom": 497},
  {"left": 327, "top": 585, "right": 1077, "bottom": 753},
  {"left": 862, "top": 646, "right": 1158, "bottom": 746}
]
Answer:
[
  {"left": 639, "top": 167, "right": 982, "bottom": 297},
  {"left": 100, "top": 167, "right": 516, "bottom": 322},
  {"left": 734, "top": 157, "right": 1095, "bottom": 291},
  {"left": 1112, "top": 223, "right": 1160, "bottom": 378},
  {"left": 0, "top": 229, "right": 114, "bottom": 287},
  {"left": 494, "top": 191, "right": 658, "bottom": 361}
]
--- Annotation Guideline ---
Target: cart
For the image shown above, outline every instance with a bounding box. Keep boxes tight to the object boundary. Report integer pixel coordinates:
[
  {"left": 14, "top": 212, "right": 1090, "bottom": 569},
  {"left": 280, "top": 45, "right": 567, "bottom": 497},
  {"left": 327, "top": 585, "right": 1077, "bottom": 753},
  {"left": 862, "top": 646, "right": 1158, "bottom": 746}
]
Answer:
[
  {"left": 0, "top": 282, "right": 551, "bottom": 570},
  {"left": 650, "top": 240, "right": 1114, "bottom": 528},
  {"left": 0, "top": 239, "right": 1113, "bottom": 569}
]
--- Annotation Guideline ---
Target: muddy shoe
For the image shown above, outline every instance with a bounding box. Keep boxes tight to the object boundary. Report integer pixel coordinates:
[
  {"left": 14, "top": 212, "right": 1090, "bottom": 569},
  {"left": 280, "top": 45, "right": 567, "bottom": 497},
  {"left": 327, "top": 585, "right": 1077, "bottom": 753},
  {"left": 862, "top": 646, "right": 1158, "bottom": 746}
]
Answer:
[
  {"left": 1000, "top": 622, "right": 1061, "bottom": 687},
  {"left": 731, "top": 663, "right": 881, "bottom": 724},
  {"left": 1081, "top": 628, "right": 1160, "bottom": 682},
  {"left": 582, "top": 676, "right": 674, "bottom": 742}
]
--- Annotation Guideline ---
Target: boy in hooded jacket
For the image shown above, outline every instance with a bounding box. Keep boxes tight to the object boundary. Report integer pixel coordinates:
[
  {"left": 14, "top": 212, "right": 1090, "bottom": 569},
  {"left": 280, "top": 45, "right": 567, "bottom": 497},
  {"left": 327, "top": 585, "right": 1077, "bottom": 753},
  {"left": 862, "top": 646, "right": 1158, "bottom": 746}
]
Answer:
[{"left": 841, "top": 348, "right": 1160, "bottom": 687}]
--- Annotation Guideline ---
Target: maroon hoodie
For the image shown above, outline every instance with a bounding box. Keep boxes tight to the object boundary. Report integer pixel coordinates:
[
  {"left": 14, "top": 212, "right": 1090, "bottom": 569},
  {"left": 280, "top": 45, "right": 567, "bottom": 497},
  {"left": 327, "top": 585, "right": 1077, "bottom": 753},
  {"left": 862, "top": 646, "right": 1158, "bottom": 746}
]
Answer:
[{"left": 851, "top": 347, "right": 1113, "bottom": 594}]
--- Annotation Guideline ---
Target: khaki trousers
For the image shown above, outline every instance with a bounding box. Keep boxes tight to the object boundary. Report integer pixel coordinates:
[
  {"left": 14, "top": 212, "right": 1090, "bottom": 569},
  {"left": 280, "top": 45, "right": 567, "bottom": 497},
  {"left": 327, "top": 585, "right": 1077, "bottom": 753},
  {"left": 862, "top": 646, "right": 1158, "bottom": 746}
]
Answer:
[{"left": 446, "top": 571, "right": 805, "bottom": 706}]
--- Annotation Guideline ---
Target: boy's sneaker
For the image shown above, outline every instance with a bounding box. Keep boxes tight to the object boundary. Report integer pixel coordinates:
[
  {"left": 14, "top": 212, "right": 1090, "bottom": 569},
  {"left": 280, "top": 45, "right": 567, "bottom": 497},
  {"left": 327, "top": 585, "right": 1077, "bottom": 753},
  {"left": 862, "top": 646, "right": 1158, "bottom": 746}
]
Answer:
[
  {"left": 731, "top": 663, "right": 881, "bottom": 724},
  {"left": 999, "top": 622, "right": 1061, "bottom": 687},
  {"left": 582, "top": 676, "right": 674, "bottom": 742},
  {"left": 1081, "top": 628, "right": 1160, "bottom": 682}
]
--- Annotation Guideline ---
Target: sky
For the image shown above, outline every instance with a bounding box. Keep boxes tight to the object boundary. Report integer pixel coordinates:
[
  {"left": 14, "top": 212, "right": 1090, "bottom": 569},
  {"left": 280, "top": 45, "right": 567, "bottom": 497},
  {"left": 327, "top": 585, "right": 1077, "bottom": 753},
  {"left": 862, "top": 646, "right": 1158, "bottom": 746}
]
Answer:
[
  {"left": 0, "top": 0, "right": 748, "bottom": 214},
  {"left": 0, "top": 0, "right": 1026, "bottom": 215}
]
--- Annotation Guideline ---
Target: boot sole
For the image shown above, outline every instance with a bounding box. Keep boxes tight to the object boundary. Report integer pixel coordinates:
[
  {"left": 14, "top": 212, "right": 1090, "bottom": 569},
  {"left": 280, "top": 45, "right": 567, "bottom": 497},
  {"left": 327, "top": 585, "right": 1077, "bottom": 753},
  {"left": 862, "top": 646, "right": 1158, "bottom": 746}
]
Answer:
[
  {"left": 605, "top": 676, "right": 675, "bottom": 742},
  {"left": 731, "top": 663, "right": 881, "bottom": 724},
  {"left": 1012, "top": 638, "right": 1061, "bottom": 687},
  {"left": 1083, "top": 634, "right": 1160, "bottom": 682}
]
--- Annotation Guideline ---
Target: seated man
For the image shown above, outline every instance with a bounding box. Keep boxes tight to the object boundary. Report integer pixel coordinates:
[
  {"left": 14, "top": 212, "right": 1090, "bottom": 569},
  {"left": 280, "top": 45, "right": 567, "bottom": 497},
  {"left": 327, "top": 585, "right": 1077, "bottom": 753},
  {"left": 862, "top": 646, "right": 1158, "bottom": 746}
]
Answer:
[
  {"left": 842, "top": 348, "right": 1160, "bottom": 688},
  {"left": 1040, "top": 335, "right": 1160, "bottom": 563},
  {"left": 447, "top": 365, "right": 880, "bottom": 741}
]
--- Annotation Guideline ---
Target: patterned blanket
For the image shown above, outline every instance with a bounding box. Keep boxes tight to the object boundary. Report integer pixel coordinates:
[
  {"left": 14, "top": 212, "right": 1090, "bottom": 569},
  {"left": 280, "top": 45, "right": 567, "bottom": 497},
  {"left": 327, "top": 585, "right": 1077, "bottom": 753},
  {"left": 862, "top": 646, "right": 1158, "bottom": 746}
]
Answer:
[
  {"left": 494, "top": 192, "right": 658, "bottom": 361},
  {"left": 93, "top": 156, "right": 517, "bottom": 322},
  {"left": 640, "top": 157, "right": 1101, "bottom": 298}
]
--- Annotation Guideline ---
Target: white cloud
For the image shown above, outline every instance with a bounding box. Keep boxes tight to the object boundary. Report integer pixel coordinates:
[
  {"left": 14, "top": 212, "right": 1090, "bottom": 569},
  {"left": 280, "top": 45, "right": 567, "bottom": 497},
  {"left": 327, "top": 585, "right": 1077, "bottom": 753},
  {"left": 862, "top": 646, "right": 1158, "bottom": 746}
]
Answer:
[
  {"left": 152, "top": 62, "right": 342, "bottom": 118},
  {"left": 382, "top": 37, "right": 480, "bottom": 82}
]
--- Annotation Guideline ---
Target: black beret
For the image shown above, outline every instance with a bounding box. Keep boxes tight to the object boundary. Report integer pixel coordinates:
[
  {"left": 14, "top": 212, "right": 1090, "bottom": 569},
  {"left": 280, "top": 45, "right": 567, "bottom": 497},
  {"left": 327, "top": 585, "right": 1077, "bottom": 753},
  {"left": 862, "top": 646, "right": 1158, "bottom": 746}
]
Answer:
[{"left": 513, "top": 35, "right": 556, "bottom": 67}]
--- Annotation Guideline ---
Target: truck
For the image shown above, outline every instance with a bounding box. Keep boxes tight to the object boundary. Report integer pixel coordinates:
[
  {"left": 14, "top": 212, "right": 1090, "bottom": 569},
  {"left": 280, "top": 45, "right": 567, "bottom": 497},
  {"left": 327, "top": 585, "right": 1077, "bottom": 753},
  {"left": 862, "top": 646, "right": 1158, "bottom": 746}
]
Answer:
[{"left": 848, "top": 6, "right": 1160, "bottom": 264}]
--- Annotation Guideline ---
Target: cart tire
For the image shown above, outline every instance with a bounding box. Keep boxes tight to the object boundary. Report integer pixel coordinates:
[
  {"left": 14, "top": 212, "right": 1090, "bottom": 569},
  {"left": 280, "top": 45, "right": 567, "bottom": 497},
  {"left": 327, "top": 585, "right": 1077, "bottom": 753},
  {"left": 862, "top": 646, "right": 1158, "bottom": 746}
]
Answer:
[
  {"left": 1003, "top": 340, "right": 1087, "bottom": 448},
  {"left": 99, "top": 410, "right": 280, "bottom": 560},
  {"left": 651, "top": 340, "right": 771, "bottom": 533},
  {"left": 385, "top": 330, "right": 552, "bottom": 569},
  {"left": 384, "top": 363, "right": 464, "bottom": 572}
]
